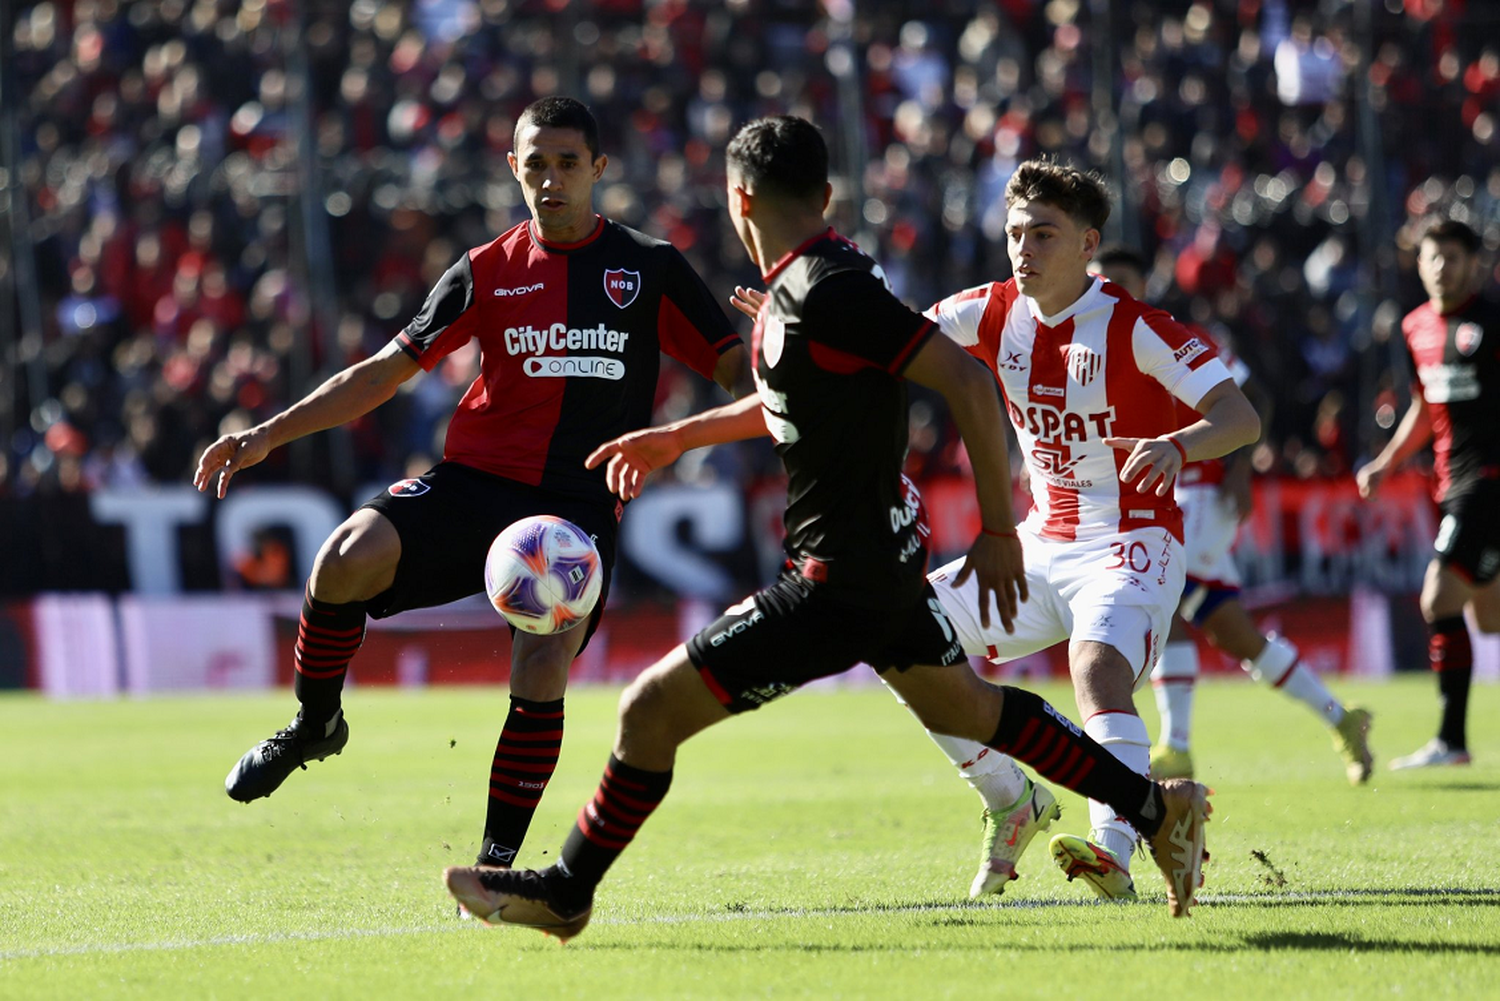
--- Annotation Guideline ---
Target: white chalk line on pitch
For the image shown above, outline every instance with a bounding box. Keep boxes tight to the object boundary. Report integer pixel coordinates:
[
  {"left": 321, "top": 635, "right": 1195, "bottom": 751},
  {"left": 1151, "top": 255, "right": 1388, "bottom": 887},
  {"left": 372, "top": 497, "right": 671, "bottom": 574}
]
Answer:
[{"left": 5, "top": 888, "right": 1496, "bottom": 961}]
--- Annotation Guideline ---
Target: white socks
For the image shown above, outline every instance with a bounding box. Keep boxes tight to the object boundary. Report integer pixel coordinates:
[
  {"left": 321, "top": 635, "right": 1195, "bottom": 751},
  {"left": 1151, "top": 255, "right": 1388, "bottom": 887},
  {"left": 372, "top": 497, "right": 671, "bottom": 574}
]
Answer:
[
  {"left": 1244, "top": 634, "right": 1344, "bottom": 727},
  {"left": 923, "top": 731, "right": 1030, "bottom": 811},
  {"left": 881, "top": 676, "right": 1028, "bottom": 811},
  {"left": 1084, "top": 712, "right": 1151, "bottom": 870},
  {"left": 1151, "top": 641, "right": 1198, "bottom": 751}
]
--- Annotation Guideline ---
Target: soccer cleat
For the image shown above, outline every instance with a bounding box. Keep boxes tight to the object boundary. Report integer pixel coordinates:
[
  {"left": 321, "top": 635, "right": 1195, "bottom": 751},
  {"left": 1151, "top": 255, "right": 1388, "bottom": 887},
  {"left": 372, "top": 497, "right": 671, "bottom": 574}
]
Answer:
[
  {"left": 1332, "top": 706, "right": 1374, "bottom": 785},
  {"left": 1145, "top": 778, "right": 1211, "bottom": 918},
  {"left": 970, "top": 779, "right": 1062, "bottom": 898},
  {"left": 1149, "top": 744, "right": 1194, "bottom": 780},
  {"left": 1049, "top": 834, "right": 1137, "bottom": 902},
  {"left": 457, "top": 854, "right": 508, "bottom": 920},
  {"left": 1389, "top": 737, "right": 1472, "bottom": 770},
  {"left": 444, "top": 865, "right": 592, "bottom": 942},
  {"left": 224, "top": 712, "right": 349, "bottom": 803}
]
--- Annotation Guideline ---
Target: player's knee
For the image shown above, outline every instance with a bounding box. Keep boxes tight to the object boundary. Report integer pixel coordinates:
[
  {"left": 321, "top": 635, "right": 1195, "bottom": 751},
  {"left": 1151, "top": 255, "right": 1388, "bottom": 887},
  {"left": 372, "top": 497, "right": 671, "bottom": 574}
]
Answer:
[
  {"left": 617, "top": 672, "right": 685, "bottom": 746},
  {"left": 309, "top": 516, "right": 399, "bottom": 602}
]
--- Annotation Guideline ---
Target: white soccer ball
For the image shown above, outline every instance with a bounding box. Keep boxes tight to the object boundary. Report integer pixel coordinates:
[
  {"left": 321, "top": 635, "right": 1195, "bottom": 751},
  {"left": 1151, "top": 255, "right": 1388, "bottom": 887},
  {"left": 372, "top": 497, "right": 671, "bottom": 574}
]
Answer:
[{"left": 484, "top": 515, "right": 603, "bottom": 634}]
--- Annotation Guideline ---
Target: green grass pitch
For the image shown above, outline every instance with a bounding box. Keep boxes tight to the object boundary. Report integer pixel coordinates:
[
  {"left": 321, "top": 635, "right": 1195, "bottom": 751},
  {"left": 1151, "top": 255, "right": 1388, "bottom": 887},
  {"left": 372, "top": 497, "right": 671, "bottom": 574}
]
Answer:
[{"left": 2, "top": 674, "right": 1496, "bottom": 999}]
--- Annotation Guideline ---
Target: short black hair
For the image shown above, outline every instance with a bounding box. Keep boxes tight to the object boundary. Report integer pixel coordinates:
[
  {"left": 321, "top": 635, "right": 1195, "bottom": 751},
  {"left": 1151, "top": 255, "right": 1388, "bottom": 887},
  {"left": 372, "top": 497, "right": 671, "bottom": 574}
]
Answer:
[
  {"left": 725, "top": 116, "right": 828, "bottom": 203},
  {"left": 1004, "top": 158, "right": 1111, "bottom": 232},
  {"left": 1093, "top": 244, "right": 1149, "bottom": 274},
  {"left": 1420, "top": 218, "right": 1481, "bottom": 255},
  {"left": 514, "top": 96, "right": 601, "bottom": 160}
]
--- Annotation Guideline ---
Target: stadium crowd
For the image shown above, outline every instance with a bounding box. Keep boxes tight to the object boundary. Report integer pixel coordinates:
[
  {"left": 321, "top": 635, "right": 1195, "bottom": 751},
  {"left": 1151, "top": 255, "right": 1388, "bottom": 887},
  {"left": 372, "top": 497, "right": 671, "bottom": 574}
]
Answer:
[{"left": 4, "top": 0, "right": 1499, "bottom": 512}]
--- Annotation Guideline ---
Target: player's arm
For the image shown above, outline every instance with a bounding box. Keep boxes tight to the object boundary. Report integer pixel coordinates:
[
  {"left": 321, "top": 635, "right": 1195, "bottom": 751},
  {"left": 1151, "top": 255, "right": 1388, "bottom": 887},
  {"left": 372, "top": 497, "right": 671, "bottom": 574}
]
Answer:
[
  {"left": 194, "top": 343, "right": 421, "bottom": 499},
  {"left": 1106, "top": 378, "right": 1260, "bottom": 497},
  {"left": 710, "top": 343, "right": 749, "bottom": 396},
  {"left": 1356, "top": 394, "right": 1432, "bottom": 499},
  {"left": 585, "top": 395, "right": 769, "bottom": 501},
  {"left": 904, "top": 331, "right": 1027, "bottom": 633}
]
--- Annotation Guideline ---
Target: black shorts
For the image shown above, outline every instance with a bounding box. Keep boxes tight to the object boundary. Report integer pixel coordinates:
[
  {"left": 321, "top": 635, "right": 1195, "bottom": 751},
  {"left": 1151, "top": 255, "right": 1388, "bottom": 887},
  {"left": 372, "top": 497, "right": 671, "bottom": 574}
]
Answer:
[
  {"left": 685, "top": 570, "right": 966, "bottom": 714},
  {"left": 360, "top": 462, "right": 620, "bottom": 646},
  {"left": 1435, "top": 484, "right": 1500, "bottom": 585}
]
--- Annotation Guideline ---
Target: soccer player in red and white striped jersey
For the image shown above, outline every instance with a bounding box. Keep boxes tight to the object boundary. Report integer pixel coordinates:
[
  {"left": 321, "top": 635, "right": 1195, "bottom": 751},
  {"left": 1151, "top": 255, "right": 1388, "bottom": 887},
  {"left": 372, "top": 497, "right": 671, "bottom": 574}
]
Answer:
[{"left": 896, "top": 161, "right": 1260, "bottom": 902}]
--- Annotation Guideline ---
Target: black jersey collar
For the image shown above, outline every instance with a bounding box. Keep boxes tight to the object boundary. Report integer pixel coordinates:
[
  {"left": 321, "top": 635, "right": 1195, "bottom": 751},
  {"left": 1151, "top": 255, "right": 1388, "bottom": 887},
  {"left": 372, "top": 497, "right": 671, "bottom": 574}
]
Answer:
[
  {"left": 531, "top": 215, "right": 606, "bottom": 252},
  {"left": 762, "top": 227, "right": 838, "bottom": 283}
]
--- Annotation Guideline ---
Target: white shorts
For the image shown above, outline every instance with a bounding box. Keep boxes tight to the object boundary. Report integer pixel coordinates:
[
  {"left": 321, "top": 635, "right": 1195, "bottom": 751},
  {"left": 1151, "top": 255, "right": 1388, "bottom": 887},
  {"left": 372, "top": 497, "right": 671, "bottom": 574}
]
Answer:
[
  {"left": 1177, "top": 483, "right": 1242, "bottom": 590},
  {"left": 930, "top": 523, "right": 1186, "bottom": 689}
]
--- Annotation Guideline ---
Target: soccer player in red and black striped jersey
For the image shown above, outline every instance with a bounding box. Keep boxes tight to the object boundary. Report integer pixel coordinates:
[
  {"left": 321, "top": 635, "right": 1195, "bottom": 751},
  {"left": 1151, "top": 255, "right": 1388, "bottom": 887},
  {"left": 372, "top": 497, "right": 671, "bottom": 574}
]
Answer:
[
  {"left": 195, "top": 98, "right": 744, "bottom": 869},
  {"left": 443, "top": 117, "right": 1217, "bottom": 938},
  {"left": 1358, "top": 218, "right": 1500, "bottom": 770}
]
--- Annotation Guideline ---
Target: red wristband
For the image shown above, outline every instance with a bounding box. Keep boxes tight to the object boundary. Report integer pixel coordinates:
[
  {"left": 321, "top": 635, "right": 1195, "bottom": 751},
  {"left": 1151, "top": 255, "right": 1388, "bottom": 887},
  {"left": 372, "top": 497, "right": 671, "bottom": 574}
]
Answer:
[
  {"left": 1165, "top": 435, "right": 1188, "bottom": 464},
  {"left": 982, "top": 526, "right": 1017, "bottom": 539}
]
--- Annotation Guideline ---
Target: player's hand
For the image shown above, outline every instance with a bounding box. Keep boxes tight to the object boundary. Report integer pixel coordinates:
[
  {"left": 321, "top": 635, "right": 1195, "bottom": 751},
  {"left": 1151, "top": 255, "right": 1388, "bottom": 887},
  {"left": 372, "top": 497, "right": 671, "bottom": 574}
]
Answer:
[
  {"left": 1105, "top": 437, "right": 1183, "bottom": 497},
  {"left": 729, "top": 285, "right": 766, "bottom": 321},
  {"left": 952, "top": 532, "right": 1027, "bottom": 634},
  {"left": 1354, "top": 462, "right": 1384, "bottom": 499},
  {"left": 193, "top": 428, "right": 271, "bottom": 499},
  {"left": 585, "top": 428, "right": 685, "bottom": 501}
]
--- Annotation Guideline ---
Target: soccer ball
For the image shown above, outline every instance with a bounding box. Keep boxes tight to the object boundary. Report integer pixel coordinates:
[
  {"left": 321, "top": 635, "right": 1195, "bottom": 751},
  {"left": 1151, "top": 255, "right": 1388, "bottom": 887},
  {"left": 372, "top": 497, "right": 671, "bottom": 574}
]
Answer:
[{"left": 484, "top": 515, "right": 603, "bottom": 634}]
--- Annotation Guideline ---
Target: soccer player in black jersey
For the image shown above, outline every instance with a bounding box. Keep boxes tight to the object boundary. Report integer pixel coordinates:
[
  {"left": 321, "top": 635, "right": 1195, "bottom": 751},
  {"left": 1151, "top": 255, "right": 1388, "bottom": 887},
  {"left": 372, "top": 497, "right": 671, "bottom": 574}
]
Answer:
[
  {"left": 1358, "top": 219, "right": 1500, "bottom": 769},
  {"left": 443, "top": 116, "right": 1214, "bottom": 937},
  {"left": 194, "top": 97, "right": 744, "bottom": 869}
]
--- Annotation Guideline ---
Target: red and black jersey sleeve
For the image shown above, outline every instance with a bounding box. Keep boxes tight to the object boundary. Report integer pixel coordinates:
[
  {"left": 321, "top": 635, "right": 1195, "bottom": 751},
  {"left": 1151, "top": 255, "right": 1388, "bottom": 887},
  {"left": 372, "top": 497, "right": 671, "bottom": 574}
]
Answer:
[
  {"left": 656, "top": 246, "right": 740, "bottom": 379},
  {"left": 799, "top": 271, "right": 935, "bottom": 375},
  {"left": 396, "top": 254, "right": 482, "bottom": 371}
]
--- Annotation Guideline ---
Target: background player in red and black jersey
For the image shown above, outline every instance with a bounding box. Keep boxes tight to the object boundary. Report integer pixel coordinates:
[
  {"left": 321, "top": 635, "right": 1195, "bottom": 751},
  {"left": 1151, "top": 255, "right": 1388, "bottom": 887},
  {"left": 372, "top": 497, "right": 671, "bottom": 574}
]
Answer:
[
  {"left": 442, "top": 116, "right": 1216, "bottom": 937},
  {"left": 1358, "top": 219, "right": 1500, "bottom": 769},
  {"left": 193, "top": 98, "right": 744, "bottom": 868}
]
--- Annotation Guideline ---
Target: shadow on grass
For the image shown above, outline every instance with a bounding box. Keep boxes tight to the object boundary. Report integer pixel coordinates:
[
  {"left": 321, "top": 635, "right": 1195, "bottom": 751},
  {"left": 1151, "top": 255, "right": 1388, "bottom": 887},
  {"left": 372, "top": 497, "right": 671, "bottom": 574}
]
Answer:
[
  {"left": 1240, "top": 931, "right": 1500, "bottom": 955},
  {"left": 1409, "top": 780, "right": 1500, "bottom": 792},
  {"left": 725, "top": 886, "right": 1500, "bottom": 918}
]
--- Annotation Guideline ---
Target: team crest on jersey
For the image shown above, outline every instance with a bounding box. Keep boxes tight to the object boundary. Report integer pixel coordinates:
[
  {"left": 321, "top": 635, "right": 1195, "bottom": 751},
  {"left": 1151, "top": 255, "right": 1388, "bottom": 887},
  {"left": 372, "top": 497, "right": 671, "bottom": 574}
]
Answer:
[
  {"left": 1066, "top": 344, "right": 1102, "bottom": 385},
  {"left": 1456, "top": 322, "right": 1483, "bottom": 357},
  {"left": 387, "top": 478, "right": 430, "bottom": 497},
  {"left": 603, "top": 269, "right": 641, "bottom": 309}
]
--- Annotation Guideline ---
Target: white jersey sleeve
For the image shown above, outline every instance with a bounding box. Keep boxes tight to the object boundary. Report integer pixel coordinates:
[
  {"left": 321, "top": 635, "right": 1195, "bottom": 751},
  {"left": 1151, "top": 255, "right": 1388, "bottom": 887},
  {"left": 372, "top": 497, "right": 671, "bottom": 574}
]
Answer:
[
  {"left": 923, "top": 285, "right": 994, "bottom": 349},
  {"left": 1133, "top": 313, "right": 1233, "bottom": 410}
]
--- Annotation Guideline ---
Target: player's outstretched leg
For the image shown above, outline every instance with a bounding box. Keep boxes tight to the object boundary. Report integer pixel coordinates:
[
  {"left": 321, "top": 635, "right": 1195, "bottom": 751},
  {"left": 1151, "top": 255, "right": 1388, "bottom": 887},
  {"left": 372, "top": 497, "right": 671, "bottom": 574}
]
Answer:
[
  {"left": 226, "top": 589, "right": 363, "bottom": 802},
  {"left": 1244, "top": 634, "right": 1374, "bottom": 784}
]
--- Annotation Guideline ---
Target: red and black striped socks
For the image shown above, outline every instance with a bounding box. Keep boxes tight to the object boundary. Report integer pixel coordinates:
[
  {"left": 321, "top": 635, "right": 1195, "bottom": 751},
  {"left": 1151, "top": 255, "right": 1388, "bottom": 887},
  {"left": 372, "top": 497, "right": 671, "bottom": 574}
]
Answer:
[
  {"left": 1429, "top": 615, "right": 1472, "bottom": 750},
  {"left": 293, "top": 591, "right": 365, "bottom": 728},
  {"left": 987, "top": 685, "right": 1165, "bottom": 837},
  {"left": 557, "top": 755, "right": 672, "bottom": 887},
  {"left": 480, "top": 696, "right": 565, "bottom": 865}
]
